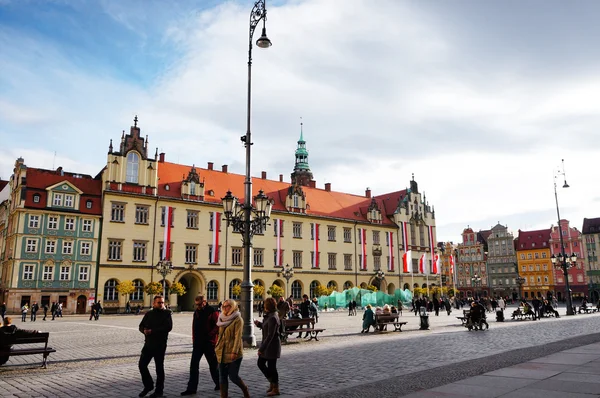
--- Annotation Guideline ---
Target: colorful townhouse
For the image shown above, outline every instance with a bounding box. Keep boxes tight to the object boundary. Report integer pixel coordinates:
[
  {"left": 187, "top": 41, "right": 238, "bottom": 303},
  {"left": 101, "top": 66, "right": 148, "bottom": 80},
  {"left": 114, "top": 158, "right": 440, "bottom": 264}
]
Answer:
[
  {"left": 0, "top": 158, "right": 102, "bottom": 314},
  {"left": 582, "top": 217, "right": 600, "bottom": 302},
  {"left": 455, "top": 227, "right": 489, "bottom": 298},
  {"left": 549, "top": 219, "right": 586, "bottom": 300},
  {"left": 486, "top": 223, "right": 518, "bottom": 300},
  {"left": 516, "top": 228, "right": 554, "bottom": 300}
]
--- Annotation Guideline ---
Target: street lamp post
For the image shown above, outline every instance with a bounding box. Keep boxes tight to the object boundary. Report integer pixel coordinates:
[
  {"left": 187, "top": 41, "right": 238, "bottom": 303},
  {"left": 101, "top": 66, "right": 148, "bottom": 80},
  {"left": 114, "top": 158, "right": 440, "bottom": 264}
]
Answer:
[
  {"left": 282, "top": 265, "right": 294, "bottom": 298},
  {"left": 220, "top": 0, "right": 272, "bottom": 348},
  {"left": 516, "top": 276, "right": 525, "bottom": 300},
  {"left": 471, "top": 273, "right": 482, "bottom": 299},
  {"left": 552, "top": 159, "right": 575, "bottom": 316},
  {"left": 155, "top": 260, "right": 173, "bottom": 299}
]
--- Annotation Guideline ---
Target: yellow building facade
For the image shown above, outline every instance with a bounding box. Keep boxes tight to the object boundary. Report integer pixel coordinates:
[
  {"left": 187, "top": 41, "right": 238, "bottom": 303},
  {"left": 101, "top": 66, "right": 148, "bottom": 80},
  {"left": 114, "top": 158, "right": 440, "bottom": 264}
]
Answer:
[
  {"left": 95, "top": 119, "right": 439, "bottom": 311},
  {"left": 516, "top": 228, "right": 554, "bottom": 299}
]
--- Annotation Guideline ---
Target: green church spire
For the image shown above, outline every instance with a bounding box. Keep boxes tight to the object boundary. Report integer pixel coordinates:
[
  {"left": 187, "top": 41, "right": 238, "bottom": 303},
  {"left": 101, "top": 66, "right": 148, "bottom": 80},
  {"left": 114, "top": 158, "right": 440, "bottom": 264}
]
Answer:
[{"left": 291, "top": 119, "right": 314, "bottom": 186}]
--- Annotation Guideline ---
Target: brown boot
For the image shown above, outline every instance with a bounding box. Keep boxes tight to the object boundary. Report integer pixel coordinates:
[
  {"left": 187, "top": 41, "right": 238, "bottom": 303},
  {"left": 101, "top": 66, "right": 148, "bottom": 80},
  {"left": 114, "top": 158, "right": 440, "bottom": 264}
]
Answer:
[
  {"left": 267, "top": 384, "right": 280, "bottom": 396},
  {"left": 267, "top": 381, "right": 274, "bottom": 393},
  {"left": 220, "top": 384, "right": 228, "bottom": 398},
  {"left": 239, "top": 380, "right": 250, "bottom": 398}
]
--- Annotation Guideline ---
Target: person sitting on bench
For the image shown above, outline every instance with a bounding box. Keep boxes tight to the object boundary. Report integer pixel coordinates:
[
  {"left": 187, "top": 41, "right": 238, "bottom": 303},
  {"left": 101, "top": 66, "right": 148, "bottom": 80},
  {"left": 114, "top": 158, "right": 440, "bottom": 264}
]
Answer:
[{"left": 0, "top": 317, "right": 40, "bottom": 366}]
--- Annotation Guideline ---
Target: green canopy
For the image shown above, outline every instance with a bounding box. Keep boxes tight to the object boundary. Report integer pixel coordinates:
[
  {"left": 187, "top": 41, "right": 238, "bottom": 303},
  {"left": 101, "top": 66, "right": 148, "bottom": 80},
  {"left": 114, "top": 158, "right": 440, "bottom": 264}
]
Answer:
[{"left": 317, "top": 288, "right": 413, "bottom": 309}]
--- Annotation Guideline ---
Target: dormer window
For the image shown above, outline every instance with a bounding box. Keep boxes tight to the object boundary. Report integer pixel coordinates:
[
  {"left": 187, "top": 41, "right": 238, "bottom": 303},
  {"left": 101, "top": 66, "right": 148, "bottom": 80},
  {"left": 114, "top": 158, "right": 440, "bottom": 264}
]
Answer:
[
  {"left": 64, "top": 194, "right": 74, "bottom": 207},
  {"left": 126, "top": 152, "right": 140, "bottom": 184},
  {"left": 53, "top": 193, "right": 63, "bottom": 206},
  {"left": 86, "top": 200, "right": 93, "bottom": 209},
  {"left": 190, "top": 181, "right": 196, "bottom": 195},
  {"left": 293, "top": 194, "right": 299, "bottom": 208},
  {"left": 33, "top": 194, "right": 40, "bottom": 203}
]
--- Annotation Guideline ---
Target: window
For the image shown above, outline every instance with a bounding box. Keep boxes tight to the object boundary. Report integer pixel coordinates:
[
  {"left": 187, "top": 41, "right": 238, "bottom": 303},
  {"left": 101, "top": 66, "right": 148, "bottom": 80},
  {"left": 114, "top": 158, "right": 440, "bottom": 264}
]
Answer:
[
  {"left": 232, "top": 248, "right": 242, "bottom": 265},
  {"left": 48, "top": 216, "right": 58, "bottom": 229},
  {"left": 43, "top": 265, "right": 54, "bottom": 280},
  {"left": 26, "top": 239, "right": 38, "bottom": 253},
  {"left": 78, "top": 266, "right": 89, "bottom": 281},
  {"left": 126, "top": 152, "right": 140, "bottom": 183},
  {"left": 291, "top": 281, "right": 302, "bottom": 299},
  {"left": 187, "top": 210, "right": 198, "bottom": 229},
  {"left": 65, "top": 217, "right": 75, "bottom": 231},
  {"left": 60, "top": 266, "right": 70, "bottom": 281},
  {"left": 86, "top": 200, "right": 92, "bottom": 209},
  {"left": 33, "top": 194, "right": 40, "bottom": 203},
  {"left": 133, "top": 242, "right": 147, "bottom": 262},
  {"left": 29, "top": 215, "right": 39, "bottom": 228},
  {"left": 23, "top": 264, "right": 34, "bottom": 280},
  {"left": 311, "top": 223, "right": 319, "bottom": 240},
  {"left": 229, "top": 280, "right": 240, "bottom": 300},
  {"left": 527, "top": 254, "right": 532, "bottom": 259},
  {"left": 253, "top": 248, "right": 264, "bottom": 267},
  {"left": 45, "top": 240, "right": 56, "bottom": 254},
  {"left": 344, "top": 228, "right": 352, "bottom": 243},
  {"left": 104, "top": 279, "right": 118, "bottom": 301},
  {"left": 309, "top": 281, "right": 319, "bottom": 299},
  {"left": 82, "top": 219, "right": 92, "bottom": 232},
  {"left": 190, "top": 181, "right": 196, "bottom": 195},
  {"left": 373, "top": 230, "right": 380, "bottom": 245},
  {"left": 274, "top": 220, "right": 284, "bottom": 236},
  {"left": 53, "top": 193, "right": 63, "bottom": 206},
  {"left": 273, "top": 249, "right": 284, "bottom": 266},
  {"left": 207, "top": 281, "right": 218, "bottom": 300},
  {"left": 161, "top": 207, "right": 175, "bottom": 227},
  {"left": 293, "top": 222, "right": 302, "bottom": 238},
  {"left": 62, "top": 241, "right": 73, "bottom": 255},
  {"left": 344, "top": 254, "right": 352, "bottom": 270},
  {"left": 185, "top": 245, "right": 197, "bottom": 264},
  {"left": 327, "top": 226, "right": 336, "bottom": 241},
  {"left": 534, "top": 252, "right": 539, "bottom": 259},
  {"left": 208, "top": 245, "right": 220, "bottom": 264},
  {"left": 328, "top": 253, "right": 336, "bottom": 270},
  {"left": 293, "top": 251, "right": 302, "bottom": 268},
  {"left": 373, "top": 256, "right": 381, "bottom": 271},
  {"left": 542, "top": 252, "right": 547, "bottom": 258},
  {"left": 131, "top": 280, "right": 144, "bottom": 301},
  {"left": 111, "top": 203, "right": 125, "bottom": 222},
  {"left": 108, "top": 240, "right": 122, "bottom": 261},
  {"left": 64, "top": 194, "right": 74, "bottom": 207},
  {"left": 529, "top": 265, "right": 533, "bottom": 271},
  {"left": 135, "top": 206, "right": 149, "bottom": 224},
  {"left": 311, "top": 251, "right": 320, "bottom": 268},
  {"left": 293, "top": 194, "right": 299, "bottom": 208},
  {"left": 520, "top": 254, "right": 525, "bottom": 259}
]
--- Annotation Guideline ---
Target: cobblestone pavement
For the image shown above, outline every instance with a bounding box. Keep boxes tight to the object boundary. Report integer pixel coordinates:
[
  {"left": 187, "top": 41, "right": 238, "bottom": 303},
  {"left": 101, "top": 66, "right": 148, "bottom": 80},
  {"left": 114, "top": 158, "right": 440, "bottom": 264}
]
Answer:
[{"left": 1, "top": 305, "right": 599, "bottom": 397}]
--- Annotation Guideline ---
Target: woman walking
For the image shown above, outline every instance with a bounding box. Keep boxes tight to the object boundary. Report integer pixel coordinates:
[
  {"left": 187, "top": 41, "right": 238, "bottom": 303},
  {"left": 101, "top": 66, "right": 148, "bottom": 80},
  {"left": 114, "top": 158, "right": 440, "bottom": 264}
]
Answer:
[
  {"left": 254, "top": 297, "right": 281, "bottom": 396},
  {"left": 215, "top": 299, "right": 249, "bottom": 398}
]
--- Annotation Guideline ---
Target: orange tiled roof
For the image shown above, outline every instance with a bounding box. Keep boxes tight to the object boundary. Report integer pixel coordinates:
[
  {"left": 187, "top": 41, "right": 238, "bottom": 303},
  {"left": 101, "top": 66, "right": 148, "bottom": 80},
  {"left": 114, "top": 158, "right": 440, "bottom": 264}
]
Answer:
[
  {"left": 516, "top": 228, "right": 551, "bottom": 250},
  {"left": 157, "top": 162, "right": 406, "bottom": 226}
]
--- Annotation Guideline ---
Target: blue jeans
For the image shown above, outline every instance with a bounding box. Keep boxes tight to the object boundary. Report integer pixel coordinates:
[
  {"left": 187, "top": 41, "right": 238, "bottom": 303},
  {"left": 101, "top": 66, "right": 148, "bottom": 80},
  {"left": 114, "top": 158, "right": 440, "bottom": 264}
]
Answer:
[{"left": 219, "top": 357, "right": 243, "bottom": 388}]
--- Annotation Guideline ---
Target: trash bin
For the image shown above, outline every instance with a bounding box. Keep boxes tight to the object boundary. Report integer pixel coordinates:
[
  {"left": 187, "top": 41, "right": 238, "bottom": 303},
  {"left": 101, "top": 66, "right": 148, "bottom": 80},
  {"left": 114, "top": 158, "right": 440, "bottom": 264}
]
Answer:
[
  {"left": 419, "top": 307, "right": 430, "bottom": 330},
  {"left": 496, "top": 309, "right": 504, "bottom": 322}
]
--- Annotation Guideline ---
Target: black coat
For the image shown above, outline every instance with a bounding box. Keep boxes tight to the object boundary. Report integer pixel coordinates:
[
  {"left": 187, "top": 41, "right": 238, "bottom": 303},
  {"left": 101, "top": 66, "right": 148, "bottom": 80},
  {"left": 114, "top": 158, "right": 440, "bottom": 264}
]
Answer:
[
  {"left": 139, "top": 308, "right": 173, "bottom": 345},
  {"left": 257, "top": 312, "right": 281, "bottom": 360}
]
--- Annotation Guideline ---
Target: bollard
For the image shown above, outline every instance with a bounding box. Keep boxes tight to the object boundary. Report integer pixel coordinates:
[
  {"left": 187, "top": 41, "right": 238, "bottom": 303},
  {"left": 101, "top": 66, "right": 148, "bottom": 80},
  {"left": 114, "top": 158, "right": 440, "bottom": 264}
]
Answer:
[{"left": 419, "top": 307, "right": 430, "bottom": 330}]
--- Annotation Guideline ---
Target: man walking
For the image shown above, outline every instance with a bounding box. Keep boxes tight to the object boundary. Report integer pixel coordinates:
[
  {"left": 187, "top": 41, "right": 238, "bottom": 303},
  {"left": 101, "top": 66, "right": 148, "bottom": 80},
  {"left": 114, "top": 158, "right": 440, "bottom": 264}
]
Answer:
[
  {"left": 50, "top": 302, "right": 57, "bottom": 321},
  {"left": 181, "top": 295, "right": 220, "bottom": 395},
  {"left": 0, "top": 302, "right": 6, "bottom": 322},
  {"left": 138, "top": 295, "right": 173, "bottom": 398},
  {"left": 42, "top": 303, "right": 49, "bottom": 321},
  {"left": 30, "top": 301, "right": 39, "bottom": 322}
]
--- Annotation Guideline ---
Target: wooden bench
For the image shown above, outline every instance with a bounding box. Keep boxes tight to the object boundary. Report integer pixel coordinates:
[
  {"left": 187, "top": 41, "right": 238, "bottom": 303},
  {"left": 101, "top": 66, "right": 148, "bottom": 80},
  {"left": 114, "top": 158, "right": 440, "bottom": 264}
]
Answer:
[
  {"left": 0, "top": 332, "right": 56, "bottom": 368},
  {"left": 579, "top": 306, "right": 598, "bottom": 314},
  {"left": 511, "top": 306, "right": 535, "bottom": 320},
  {"left": 374, "top": 313, "right": 407, "bottom": 332},
  {"left": 457, "top": 309, "right": 470, "bottom": 325},
  {"left": 281, "top": 317, "right": 325, "bottom": 342}
]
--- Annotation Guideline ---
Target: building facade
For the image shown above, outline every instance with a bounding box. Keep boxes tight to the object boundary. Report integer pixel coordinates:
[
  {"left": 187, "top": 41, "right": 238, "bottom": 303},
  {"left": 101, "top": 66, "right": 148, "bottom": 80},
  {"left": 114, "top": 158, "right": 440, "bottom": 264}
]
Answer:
[
  {"left": 549, "top": 219, "right": 586, "bottom": 300},
  {"left": 93, "top": 118, "right": 440, "bottom": 312},
  {"left": 486, "top": 223, "right": 518, "bottom": 300},
  {"left": 582, "top": 217, "right": 600, "bottom": 302},
  {"left": 456, "top": 227, "right": 488, "bottom": 298},
  {"left": 0, "top": 158, "right": 102, "bottom": 314},
  {"left": 516, "top": 228, "right": 553, "bottom": 300}
]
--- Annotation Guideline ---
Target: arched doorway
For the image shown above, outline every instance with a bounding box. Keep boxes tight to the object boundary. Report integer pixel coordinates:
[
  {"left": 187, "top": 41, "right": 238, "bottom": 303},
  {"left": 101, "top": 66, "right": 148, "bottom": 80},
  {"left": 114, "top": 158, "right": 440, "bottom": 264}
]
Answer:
[
  {"left": 387, "top": 283, "right": 395, "bottom": 295},
  {"left": 76, "top": 295, "right": 87, "bottom": 314},
  {"left": 178, "top": 272, "right": 204, "bottom": 311}
]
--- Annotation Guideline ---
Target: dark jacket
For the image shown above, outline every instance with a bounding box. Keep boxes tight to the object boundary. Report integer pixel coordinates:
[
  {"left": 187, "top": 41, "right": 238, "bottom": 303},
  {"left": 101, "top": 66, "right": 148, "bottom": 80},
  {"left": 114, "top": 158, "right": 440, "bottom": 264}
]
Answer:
[
  {"left": 31, "top": 304, "right": 39, "bottom": 314},
  {"left": 0, "top": 325, "right": 39, "bottom": 366},
  {"left": 300, "top": 300, "right": 310, "bottom": 318},
  {"left": 139, "top": 308, "right": 173, "bottom": 345},
  {"left": 257, "top": 311, "right": 281, "bottom": 360},
  {"left": 192, "top": 305, "right": 219, "bottom": 346},
  {"left": 277, "top": 300, "right": 289, "bottom": 320}
]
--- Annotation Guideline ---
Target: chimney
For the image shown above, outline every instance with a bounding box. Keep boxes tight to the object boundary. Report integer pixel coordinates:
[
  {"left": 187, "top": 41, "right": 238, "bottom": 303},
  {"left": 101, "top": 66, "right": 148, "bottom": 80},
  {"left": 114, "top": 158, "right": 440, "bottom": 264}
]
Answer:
[
  {"left": 365, "top": 187, "right": 371, "bottom": 198},
  {"left": 207, "top": 162, "right": 213, "bottom": 170},
  {"left": 159, "top": 153, "right": 165, "bottom": 163},
  {"left": 279, "top": 174, "right": 283, "bottom": 182},
  {"left": 309, "top": 180, "right": 316, "bottom": 188},
  {"left": 261, "top": 171, "right": 267, "bottom": 179},
  {"left": 325, "top": 182, "right": 331, "bottom": 192},
  {"left": 222, "top": 165, "right": 228, "bottom": 173}
]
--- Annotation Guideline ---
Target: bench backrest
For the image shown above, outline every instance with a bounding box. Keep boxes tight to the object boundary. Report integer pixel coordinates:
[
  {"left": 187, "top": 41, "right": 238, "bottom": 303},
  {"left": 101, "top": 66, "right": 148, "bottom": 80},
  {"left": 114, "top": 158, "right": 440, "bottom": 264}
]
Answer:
[
  {"left": 3, "top": 332, "right": 49, "bottom": 346},
  {"left": 283, "top": 318, "right": 314, "bottom": 328},
  {"left": 375, "top": 314, "right": 399, "bottom": 322}
]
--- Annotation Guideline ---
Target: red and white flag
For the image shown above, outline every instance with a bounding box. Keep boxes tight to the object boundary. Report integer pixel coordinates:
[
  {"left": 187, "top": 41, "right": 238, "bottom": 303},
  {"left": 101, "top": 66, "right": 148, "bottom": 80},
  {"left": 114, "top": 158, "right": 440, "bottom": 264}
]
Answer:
[
  {"left": 428, "top": 225, "right": 436, "bottom": 274},
  {"left": 360, "top": 228, "right": 367, "bottom": 270},
  {"left": 162, "top": 206, "right": 173, "bottom": 261},
  {"left": 388, "top": 231, "right": 394, "bottom": 271},
  {"left": 433, "top": 254, "right": 440, "bottom": 274},
  {"left": 312, "top": 223, "right": 319, "bottom": 268},
  {"left": 449, "top": 254, "right": 455, "bottom": 274},
  {"left": 402, "top": 250, "right": 412, "bottom": 273},
  {"left": 419, "top": 253, "right": 427, "bottom": 274},
  {"left": 211, "top": 212, "right": 221, "bottom": 263},
  {"left": 275, "top": 219, "right": 283, "bottom": 267}
]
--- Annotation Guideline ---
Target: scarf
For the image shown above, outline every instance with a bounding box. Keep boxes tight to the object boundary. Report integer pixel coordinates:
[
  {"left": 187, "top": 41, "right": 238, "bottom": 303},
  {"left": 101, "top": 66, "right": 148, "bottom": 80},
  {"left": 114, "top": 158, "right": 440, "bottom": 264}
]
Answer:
[{"left": 217, "top": 310, "right": 241, "bottom": 327}]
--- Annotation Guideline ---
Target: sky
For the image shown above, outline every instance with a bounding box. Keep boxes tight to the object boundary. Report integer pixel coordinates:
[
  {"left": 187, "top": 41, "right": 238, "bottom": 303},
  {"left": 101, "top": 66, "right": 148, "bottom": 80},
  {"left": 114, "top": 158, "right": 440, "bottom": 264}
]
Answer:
[{"left": 1, "top": 0, "right": 599, "bottom": 243}]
